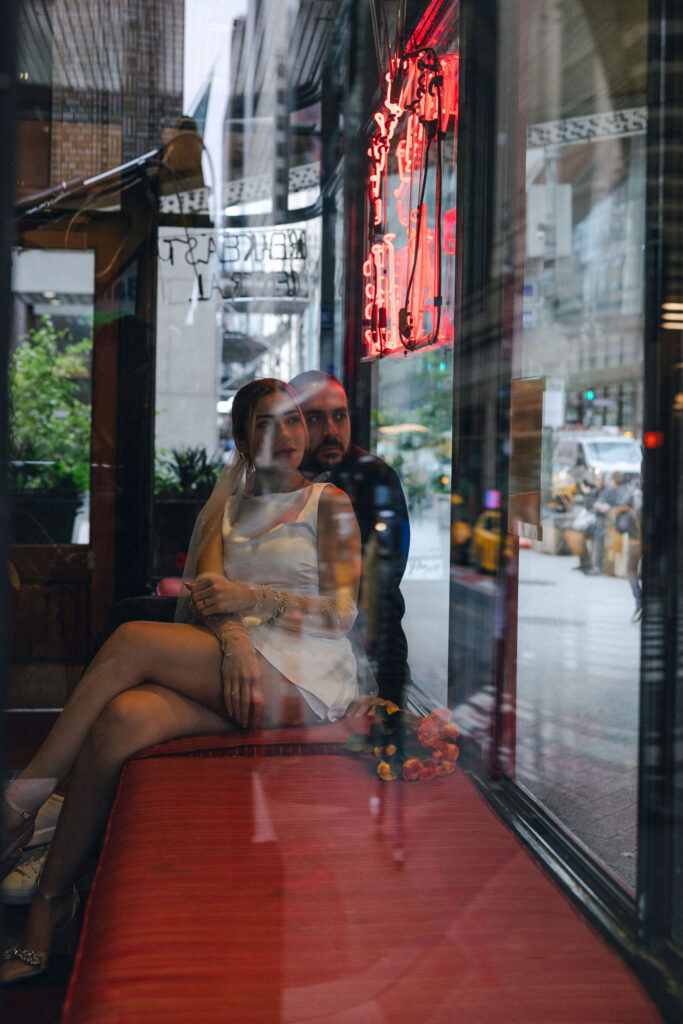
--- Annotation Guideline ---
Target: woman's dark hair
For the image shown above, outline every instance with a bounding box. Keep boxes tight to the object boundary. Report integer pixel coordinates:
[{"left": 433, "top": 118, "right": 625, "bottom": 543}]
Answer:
[{"left": 232, "top": 378, "right": 303, "bottom": 462}]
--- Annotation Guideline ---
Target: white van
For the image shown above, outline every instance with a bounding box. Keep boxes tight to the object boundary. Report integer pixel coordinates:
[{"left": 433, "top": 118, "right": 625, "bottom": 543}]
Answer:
[{"left": 553, "top": 431, "right": 642, "bottom": 483}]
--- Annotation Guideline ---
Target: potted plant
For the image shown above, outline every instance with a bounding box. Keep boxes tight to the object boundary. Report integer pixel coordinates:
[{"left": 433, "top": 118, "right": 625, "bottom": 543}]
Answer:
[
  {"left": 152, "top": 446, "right": 223, "bottom": 577},
  {"left": 8, "top": 319, "right": 92, "bottom": 544}
]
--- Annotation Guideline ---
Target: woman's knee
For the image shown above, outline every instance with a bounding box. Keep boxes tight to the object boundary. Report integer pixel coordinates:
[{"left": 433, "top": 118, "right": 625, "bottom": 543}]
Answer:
[
  {"left": 107, "top": 620, "right": 154, "bottom": 656},
  {"left": 87, "top": 690, "right": 160, "bottom": 765},
  {"left": 95, "top": 620, "right": 160, "bottom": 680}
]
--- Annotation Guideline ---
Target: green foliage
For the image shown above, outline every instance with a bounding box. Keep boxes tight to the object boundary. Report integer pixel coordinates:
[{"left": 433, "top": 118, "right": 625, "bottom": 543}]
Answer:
[
  {"left": 370, "top": 406, "right": 400, "bottom": 433},
  {"left": 155, "top": 446, "right": 222, "bottom": 498},
  {"left": 415, "top": 354, "right": 453, "bottom": 438},
  {"left": 8, "top": 318, "right": 92, "bottom": 493}
]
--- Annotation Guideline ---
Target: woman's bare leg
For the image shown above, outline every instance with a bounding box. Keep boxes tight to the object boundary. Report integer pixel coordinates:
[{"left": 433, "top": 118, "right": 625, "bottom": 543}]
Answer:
[
  {"left": 38, "top": 662, "right": 316, "bottom": 896},
  {"left": 2, "top": 621, "right": 233, "bottom": 853},
  {"left": 1, "top": 683, "right": 232, "bottom": 983},
  {"left": 2, "top": 663, "right": 319, "bottom": 982}
]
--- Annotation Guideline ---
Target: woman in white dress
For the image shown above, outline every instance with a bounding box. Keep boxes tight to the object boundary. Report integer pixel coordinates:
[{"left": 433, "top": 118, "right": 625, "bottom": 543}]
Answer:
[{"left": 1, "top": 378, "right": 361, "bottom": 985}]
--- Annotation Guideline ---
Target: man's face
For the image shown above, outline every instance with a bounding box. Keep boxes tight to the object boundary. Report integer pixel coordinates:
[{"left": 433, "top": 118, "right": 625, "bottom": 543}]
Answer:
[{"left": 299, "top": 382, "right": 351, "bottom": 470}]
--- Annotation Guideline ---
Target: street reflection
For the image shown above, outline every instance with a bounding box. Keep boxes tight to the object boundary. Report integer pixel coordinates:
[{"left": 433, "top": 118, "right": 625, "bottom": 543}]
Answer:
[{"left": 516, "top": 543, "right": 639, "bottom": 888}]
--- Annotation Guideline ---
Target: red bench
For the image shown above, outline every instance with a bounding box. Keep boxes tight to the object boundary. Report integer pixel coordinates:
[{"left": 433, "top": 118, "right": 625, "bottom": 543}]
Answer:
[{"left": 61, "top": 721, "right": 661, "bottom": 1024}]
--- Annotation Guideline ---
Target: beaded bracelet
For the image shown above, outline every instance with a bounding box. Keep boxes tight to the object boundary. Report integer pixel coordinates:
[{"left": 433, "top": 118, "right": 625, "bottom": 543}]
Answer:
[
  {"left": 219, "top": 634, "right": 255, "bottom": 659},
  {"left": 216, "top": 627, "right": 246, "bottom": 653}
]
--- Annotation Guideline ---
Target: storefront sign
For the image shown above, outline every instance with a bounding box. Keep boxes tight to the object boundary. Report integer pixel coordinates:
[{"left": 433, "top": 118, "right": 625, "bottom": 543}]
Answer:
[
  {"left": 218, "top": 226, "right": 309, "bottom": 304},
  {"left": 221, "top": 269, "right": 307, "bottom": 301},
  {"left": 363, "top": 50, "right": 459, "bottom": 358},
  {"left": 156, "top": 227, "right": 309, "bottom": 304}
]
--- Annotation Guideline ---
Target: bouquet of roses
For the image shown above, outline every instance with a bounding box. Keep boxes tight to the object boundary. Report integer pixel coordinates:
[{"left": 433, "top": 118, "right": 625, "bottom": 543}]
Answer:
[{"left": 344, "top": 704, "right": 460, "bottom": 781}]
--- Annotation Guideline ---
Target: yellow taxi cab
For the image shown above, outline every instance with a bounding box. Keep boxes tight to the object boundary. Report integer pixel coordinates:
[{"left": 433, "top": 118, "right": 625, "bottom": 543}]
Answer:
[
  {"left": 472, "top": 510, "right": 504, "bottom": 573},
  {"left": 450, "top": 492, "right": 473, "bottom": 559},
  {"left": 551, "top": 464, "right": 577, "bottom": 507}
]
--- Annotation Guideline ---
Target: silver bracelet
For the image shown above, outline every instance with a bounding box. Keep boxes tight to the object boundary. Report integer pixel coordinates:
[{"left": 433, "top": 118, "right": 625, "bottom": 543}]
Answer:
[
  {"left": 267, "top": 590, "right": 289, "bottom": 624},
  {"left": 252, "top": 586, "right": 268, "bottom": 614}
]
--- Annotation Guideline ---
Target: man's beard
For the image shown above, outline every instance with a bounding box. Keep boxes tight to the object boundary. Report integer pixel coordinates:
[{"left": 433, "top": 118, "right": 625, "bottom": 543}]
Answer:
[{"left": 305, "top": 440, "right": 345, "bottom": 472}]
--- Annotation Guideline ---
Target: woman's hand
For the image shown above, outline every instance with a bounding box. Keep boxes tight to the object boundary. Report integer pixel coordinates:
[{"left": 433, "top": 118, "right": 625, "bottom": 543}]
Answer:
[
  {"left": 189, "top": 575, "right": 253, "bottom": 618},
  {"left": 219, "top": 628, "right": 262, "bottom": 728}
]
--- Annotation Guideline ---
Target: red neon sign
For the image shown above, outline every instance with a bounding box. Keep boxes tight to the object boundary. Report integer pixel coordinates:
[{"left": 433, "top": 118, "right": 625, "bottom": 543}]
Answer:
[{"left": 363, "top": 50, "right": 459, "bottom": 359}]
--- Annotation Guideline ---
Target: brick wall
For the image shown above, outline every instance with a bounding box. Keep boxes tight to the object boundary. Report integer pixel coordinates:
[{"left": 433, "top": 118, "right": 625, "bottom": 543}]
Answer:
[
  {"left": 51, "top": 119, "right": 123, "bottom": 184},
  {"left": 20, "top": 0, "right": 184, "bottom": 187}
]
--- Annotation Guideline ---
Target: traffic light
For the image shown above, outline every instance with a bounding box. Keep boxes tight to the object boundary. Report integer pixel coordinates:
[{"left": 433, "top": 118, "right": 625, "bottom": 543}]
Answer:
[{"left": 585, "top": 389, "right": 595, "bottom": 401}]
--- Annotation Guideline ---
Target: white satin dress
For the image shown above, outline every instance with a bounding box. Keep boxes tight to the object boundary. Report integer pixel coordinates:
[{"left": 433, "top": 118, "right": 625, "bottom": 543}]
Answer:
[{"left": 222, "top": 482, "right": 359, "bottom": 720}]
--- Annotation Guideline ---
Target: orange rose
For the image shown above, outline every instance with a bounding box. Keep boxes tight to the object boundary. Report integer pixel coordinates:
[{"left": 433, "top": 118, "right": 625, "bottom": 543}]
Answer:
[
  {"left": 401, "top": 758, "right": 422, "bottom": 781},
  {"left": 377, "top": 760, "right": 398, "bottom": 781},
  {"left": 385, "top": 702, "right": 400, "bottom": 714},
  {"left": 419, "top": 762, "right": 436, "bottom": 781},
  {"left": 434, "top": 761, "right": 450, "bottom": 777},
  {"left": 385, "top": 744, "right": 397, "bottom": 757},
  {"left": 373, "top": 746, "right": 385, "bottom": 758},
  {"left": 444, "top": 742, "right": 459, "bottom": 763},
  {"left": 431, "top": 740, "right": 450, "bottom": 760},
  {"left": 417, "top": 717, "right": 440, "bottom": 746},
  {"left": 440, "top": 722, "right": 460, "bottom": 742}
]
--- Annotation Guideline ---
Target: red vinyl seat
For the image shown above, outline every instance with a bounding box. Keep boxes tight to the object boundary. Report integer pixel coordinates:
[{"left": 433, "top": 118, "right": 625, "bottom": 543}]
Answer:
[{"left": 62, "top": 723, "right": 661, "bottom": 1024}]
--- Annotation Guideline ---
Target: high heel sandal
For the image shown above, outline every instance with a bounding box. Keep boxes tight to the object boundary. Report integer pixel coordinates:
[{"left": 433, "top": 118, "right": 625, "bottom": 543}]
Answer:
[
  {"left": 0, "top": 880, "right": 80, "bottom": 986},
  {"left": 2, "top": 791, "right": 36, "bottom": 876}
]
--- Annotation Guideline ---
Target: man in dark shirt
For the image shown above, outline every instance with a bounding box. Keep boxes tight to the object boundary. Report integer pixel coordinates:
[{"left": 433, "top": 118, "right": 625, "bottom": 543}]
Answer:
[{"left": 289, "top": 371, "right": 411, "bottom": 707}]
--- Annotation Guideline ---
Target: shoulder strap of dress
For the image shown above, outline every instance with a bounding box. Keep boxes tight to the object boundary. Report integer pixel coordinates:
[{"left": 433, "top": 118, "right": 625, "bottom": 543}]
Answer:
[{"left": 300, "top": 481, "right": 330, "bottom": 523}]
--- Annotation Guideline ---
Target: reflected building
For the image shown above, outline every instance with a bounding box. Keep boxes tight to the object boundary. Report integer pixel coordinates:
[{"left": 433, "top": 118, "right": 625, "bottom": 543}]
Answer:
[
  {"left": 217, "top": 0, "right": 334, "bottom": 393},
  {"left": 16, "top": 0, "right": 184, "bottom": 198}
]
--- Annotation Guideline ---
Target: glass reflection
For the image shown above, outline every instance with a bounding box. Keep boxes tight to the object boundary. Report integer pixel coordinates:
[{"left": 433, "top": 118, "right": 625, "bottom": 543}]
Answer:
[
  {"left": 9, "top": 248, "right": 94, "bottom": 546},
  {"left": 151, "top": 0, "right": 326, "bottom": 580},
  {"left": 512, "top": 0, "right": 646, "bottom": 889}
]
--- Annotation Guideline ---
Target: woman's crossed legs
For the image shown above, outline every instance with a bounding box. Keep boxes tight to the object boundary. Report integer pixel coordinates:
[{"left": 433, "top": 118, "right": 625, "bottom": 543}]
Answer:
[
  {"left": 8, "top": 619, "right": 316, "bottom": 807},
  {"left": 1, "top": 620, "right": 318, "bottom": 982}
]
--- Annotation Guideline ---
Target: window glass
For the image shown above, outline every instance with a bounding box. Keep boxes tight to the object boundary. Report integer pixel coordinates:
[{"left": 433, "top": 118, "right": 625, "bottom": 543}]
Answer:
[
  {"left": 151, "top": 1, "right": 326, "bottom": 579},
  {"left": 508, "top": 0, "right": 646, "bottom": 890},
  {"left": 373, "top": 348, "right": 455, "bottom": 707},
  {"left": 9, "top": 0, "right": 329, "bottom": 703},
  {"left": 367, "top": 21, "right": 459, "bottom": 708},
  {"left": 9, "top": 248, "right": 94, "bottom": 546}
]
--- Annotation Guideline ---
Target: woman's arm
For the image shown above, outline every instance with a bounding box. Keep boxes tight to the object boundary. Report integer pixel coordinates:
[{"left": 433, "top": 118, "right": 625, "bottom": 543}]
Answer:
[
  {"left": 190, "top": 509, "right": 260, "bottom": 727},
  {"left": 306, "top": 484, "right": 360, "bottom": 635},
  {"left": 191, "top": 521, "right": 243, "bottom": 641}
]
